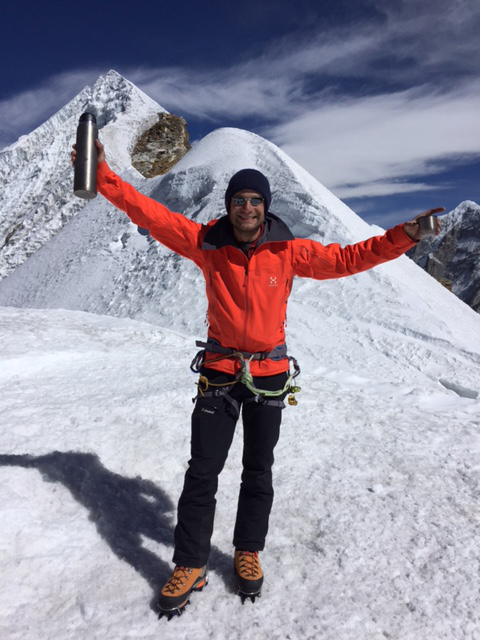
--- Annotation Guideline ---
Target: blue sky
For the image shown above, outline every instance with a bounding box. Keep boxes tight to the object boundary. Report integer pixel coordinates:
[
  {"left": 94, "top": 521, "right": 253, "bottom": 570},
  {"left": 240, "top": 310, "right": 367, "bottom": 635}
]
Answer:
[{"left": 1, "top": 0, "right": 479, "bottom": 227}]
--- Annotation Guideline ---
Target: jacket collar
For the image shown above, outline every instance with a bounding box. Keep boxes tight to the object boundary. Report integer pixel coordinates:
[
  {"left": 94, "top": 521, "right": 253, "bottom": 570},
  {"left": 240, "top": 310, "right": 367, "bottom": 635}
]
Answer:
[{"left": 201, "top": 212, "right": 294, "bottom": 251}]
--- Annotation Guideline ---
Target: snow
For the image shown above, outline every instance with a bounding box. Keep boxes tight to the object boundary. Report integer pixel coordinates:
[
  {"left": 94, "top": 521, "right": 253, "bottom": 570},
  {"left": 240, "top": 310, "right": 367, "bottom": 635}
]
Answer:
[
  {"left": 1, "top": 72, "right": 480, "bottom": 639},
  {"left": 1, "top": 305, "right": 479, "bottom": 640}
]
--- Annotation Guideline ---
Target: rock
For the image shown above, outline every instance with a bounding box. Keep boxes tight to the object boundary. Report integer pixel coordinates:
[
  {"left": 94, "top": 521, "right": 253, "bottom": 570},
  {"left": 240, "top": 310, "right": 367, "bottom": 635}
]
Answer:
[
  {"left": 131, "top": 113, "right": 191, "bottom": 178},
  {"left": 407, "top": 201, "right": 480, "bottom": 313}
]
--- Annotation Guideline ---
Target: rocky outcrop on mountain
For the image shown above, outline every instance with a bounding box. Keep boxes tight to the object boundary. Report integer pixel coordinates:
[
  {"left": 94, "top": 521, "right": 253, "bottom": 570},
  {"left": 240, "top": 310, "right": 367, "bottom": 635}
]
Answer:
[
  {"left": 131, "top": 113, "right": 191, "bottom": 177},
  {"left": 407, "top": 201, "right": 480, "bottom": 312}
]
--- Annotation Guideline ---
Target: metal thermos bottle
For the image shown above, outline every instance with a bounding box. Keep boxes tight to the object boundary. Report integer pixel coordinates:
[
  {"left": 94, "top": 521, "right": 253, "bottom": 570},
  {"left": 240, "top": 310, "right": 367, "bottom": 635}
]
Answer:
[
  {"left": 73, "top": 112, "right": 98, "bottom": 199},
  {"left": 418, "top": 215, "right": 436, "bottom": 237}
]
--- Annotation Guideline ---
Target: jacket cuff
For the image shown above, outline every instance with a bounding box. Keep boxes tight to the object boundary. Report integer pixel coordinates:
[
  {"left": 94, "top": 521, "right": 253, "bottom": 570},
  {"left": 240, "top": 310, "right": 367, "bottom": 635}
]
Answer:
[
  {"left": 96, "top": 161, "right": 111, "bottom": 185},
  {"left": 390, "top": 223, "right": 418, "bottom": 247}
]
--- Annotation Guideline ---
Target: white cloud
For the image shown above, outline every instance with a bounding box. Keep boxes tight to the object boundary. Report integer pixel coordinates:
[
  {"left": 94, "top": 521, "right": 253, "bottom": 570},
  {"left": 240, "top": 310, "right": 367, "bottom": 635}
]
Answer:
[
  {"left": 120, "top": 1, "right": 480, "bottom": 123},
  {"left": 125, "top": 66, "right": 301, "bottom": 120},
  {"left": 1, "top": 0, "right": 479, "bottom": 201},
  {"left": 265, "top": 85, "right": 480, "bottom": 196},
  {"left": 333, "top": 182, "right": 438, "bottom": 200},
  {"left": 0, "top": 69, "right": 103, "bottom": 149}
]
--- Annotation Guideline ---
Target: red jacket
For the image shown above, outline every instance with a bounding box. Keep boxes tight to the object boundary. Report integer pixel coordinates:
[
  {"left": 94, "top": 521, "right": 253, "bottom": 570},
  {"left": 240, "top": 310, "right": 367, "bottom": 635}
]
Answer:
[{"left": 97, "top": 162, "right": 416, "bottom": 376}]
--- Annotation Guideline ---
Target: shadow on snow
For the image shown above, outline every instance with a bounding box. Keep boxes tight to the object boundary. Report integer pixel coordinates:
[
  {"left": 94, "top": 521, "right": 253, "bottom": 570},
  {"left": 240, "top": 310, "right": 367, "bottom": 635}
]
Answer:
[{"left": 0, "top": 450, "right": 236, "bottom": 609}]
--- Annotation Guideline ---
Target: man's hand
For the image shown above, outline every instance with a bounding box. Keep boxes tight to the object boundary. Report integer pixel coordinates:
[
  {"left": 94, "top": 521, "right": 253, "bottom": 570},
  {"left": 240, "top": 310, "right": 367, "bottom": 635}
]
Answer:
[
  {"left": 403, "top": 207, "right": 445, "bottom": 241},
  {"left": 71, "top": 139, "right": 106, "bottom": 165}
]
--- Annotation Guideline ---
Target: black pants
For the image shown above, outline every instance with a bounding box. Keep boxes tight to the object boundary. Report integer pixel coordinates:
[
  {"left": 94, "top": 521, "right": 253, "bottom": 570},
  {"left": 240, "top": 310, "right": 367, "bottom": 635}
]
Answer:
[{"left": 172, "top": 367, "right": 288, "bottom": 568}]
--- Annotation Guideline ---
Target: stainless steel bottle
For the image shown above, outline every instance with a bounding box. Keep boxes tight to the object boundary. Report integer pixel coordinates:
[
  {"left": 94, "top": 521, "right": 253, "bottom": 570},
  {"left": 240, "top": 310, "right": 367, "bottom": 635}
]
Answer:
[{"left": 73, "top": 112, "right": 98, "bottom": 199}]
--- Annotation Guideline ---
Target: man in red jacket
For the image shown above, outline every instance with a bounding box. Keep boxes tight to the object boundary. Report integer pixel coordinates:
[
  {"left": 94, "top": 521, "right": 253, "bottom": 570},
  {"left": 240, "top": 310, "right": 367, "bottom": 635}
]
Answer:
[{"left": 73, "top": 140, "right": 442, "bottom": 617}]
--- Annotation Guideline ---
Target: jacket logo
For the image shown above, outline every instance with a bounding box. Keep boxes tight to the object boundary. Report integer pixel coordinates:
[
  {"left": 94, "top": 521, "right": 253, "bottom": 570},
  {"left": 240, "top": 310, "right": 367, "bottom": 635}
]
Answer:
[{"left": 269, "top": 276, "right": 278, "bottom": 287}]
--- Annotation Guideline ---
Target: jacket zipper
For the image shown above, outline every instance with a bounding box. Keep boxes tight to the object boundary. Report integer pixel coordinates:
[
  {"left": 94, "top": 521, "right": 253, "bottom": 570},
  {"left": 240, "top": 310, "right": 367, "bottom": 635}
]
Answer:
[
  {"left": 242, "top": 260, "right": 249, "bottom": 351},
  {"left": 233, "top": 243, "right": 259, "bottom": 352}
]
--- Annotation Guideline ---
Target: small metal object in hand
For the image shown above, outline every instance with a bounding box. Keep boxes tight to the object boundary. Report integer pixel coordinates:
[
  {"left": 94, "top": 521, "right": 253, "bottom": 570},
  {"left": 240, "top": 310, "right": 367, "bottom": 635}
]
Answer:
[{"left": 418, "top": 215, "right": 436, "bottom": 237}]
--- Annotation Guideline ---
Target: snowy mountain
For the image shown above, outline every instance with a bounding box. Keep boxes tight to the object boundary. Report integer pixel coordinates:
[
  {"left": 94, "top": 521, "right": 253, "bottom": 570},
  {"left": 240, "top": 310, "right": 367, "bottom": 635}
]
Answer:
[
  {"left": 0, "top": 69, "right": 165, "bottom": 281},
  {"left": 1, "top": 73, "right": 480, "bottom": 639},
  {"left": 408, "top": 201, "right": 480, "bottom": 313},
  {"left": 0, "top": 119, "right": 479, "bottom": 392}
]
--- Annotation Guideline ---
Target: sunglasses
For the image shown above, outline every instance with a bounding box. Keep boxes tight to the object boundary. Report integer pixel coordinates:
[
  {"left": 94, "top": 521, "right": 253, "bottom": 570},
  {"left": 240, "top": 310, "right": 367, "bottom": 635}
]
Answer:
[{"left": 232, "top": 196, "right": 264, "bottom": 206}]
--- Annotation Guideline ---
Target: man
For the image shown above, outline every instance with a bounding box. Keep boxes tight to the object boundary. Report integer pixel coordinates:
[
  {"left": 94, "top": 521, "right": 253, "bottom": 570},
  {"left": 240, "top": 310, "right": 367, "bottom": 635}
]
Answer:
[{"left": 72, "top": 140, "right": 442, "bottom": 617}]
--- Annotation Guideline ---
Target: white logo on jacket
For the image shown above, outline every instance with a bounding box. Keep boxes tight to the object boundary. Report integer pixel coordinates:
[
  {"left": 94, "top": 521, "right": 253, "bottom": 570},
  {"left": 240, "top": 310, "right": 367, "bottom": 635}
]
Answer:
[{"left": 269, "top": 276, "right": 278, "bottom": 287}]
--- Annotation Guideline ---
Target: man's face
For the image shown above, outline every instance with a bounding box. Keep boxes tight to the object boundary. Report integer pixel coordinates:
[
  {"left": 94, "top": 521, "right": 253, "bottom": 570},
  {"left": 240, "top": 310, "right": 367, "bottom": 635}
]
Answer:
[{"left": 228, "top": 189, "right": 265, "bottom": 242}]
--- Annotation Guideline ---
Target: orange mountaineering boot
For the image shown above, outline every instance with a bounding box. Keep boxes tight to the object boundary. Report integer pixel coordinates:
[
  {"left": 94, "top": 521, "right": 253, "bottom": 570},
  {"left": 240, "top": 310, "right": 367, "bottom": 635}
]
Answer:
[
  {"left": 157, "top": 565, "right": 208, "bottom": 620},
  {"left": 234, "top": 550, "right": 263, "bottom": 603}
]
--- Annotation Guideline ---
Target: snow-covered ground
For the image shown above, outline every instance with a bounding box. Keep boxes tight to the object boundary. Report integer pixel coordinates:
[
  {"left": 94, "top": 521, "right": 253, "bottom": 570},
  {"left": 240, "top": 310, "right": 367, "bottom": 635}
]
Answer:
[{"left": 1, "top": 305, "right": 479, "bottom": 640}]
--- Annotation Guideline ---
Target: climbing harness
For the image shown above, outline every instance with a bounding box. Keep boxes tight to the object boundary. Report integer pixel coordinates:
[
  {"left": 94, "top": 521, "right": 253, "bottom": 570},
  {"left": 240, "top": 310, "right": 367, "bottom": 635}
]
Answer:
[{"left": 190, "top": 339, "right": 301, "bottom": 414}]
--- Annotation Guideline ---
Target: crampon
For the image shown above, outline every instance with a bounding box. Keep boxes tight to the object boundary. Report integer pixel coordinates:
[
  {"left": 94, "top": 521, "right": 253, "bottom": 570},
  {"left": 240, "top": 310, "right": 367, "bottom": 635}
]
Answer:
[
  {"left": 234, "top": 550, "right": 263, "bottom": 604},
  {"left": 157, "top": 599, "right": 191, "bottom": 621},
  {"left": 157, "top": 565, "right": 208, "bottom": 621},
  {"left": 238, "top": 589, "right": 262, "bottom": 604}
]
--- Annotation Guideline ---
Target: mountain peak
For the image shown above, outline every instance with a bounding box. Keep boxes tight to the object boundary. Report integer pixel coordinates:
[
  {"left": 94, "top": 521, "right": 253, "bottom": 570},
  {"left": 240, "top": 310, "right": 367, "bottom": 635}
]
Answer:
[
  {"left": 0, "top": 72, "right": 166, "bottom": 280},
  {"left": 104, "top": 68, "right": 124, "bottom": 80},
  {"left": 82, "top": 70, "right": 163, "bottom": 129},
  {"left": 157, "top": 126, "right": 372, "bottom": 242}
]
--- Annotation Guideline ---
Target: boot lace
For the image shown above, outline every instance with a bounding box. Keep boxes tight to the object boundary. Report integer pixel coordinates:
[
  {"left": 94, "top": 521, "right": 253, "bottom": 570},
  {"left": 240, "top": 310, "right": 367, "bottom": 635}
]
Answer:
[
  {"left": 237, "top": 551, "right": 261, "bottom": 578},
  {"left": 163, "top": 566, "right": 193, "bottom": 594}
]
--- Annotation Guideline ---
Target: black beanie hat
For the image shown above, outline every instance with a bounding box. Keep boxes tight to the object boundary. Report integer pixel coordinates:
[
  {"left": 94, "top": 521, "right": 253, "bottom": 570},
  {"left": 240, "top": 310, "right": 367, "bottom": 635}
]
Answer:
[{"left": 225, "top": 168, "right": 271, "bottom": 213}]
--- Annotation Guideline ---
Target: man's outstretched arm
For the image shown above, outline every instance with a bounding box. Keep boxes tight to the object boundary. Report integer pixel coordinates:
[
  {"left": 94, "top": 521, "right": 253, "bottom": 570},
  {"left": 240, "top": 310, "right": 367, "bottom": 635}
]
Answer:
[{"left": 292, "top": 208, "right": 444, "bottom": 281}]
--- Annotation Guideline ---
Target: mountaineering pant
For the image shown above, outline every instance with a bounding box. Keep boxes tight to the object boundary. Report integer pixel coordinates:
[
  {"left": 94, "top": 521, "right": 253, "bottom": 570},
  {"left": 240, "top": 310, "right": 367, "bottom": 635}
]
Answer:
[{"left": 173, "top": 367, "right": 289, "bottom": 568}]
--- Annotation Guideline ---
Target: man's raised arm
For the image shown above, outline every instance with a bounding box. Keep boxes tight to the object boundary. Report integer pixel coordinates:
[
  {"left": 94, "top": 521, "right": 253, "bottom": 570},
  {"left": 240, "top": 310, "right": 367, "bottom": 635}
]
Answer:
[{"left": 71, "top": 140, "right": 204, "bottom": 266}]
